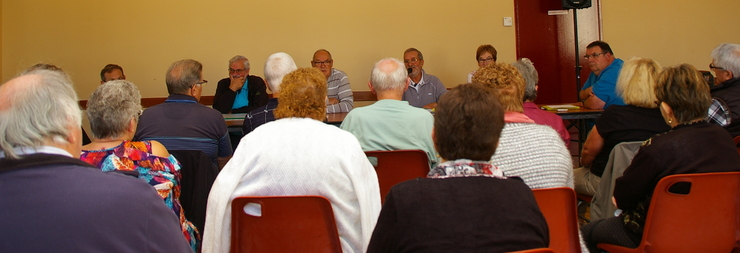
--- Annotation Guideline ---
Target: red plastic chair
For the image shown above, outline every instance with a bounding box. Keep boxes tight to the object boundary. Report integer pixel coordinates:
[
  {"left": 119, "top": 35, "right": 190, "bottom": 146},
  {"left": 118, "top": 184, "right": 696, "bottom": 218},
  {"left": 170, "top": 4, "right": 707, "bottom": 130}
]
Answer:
[
  {"left": 364, "top": 150, "right": 430, "bottom": 203},
  {"left": 598, "top": 172, "right": 740, "bottom": 253},
  {"left": 532, "top": 187, "right": 582, "bottom": 253},
  {"left": 230, "top": 196, "right": 342, "bottom": 253}
]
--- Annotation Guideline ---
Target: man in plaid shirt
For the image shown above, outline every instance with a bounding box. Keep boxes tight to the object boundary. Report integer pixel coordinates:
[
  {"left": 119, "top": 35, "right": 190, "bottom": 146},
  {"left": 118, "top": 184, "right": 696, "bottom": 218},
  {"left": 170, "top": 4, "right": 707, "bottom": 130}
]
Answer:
[{"left": 707, "top": 43, "right": 740, "bottom": 137}]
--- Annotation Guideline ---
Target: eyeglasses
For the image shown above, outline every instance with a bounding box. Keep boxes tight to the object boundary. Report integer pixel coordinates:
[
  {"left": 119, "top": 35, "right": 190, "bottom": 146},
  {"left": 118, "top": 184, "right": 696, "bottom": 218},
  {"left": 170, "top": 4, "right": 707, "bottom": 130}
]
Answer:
[
  {"left": 709, "top": 63, "right": 725, "bottom": 70},
  {"left": 404, "top": 58, "right": 420, "bottom": 64},
  {"left": 583, "top": 53, "right": 605, "bottom": 60},
  {"left": 478, "top": 57, "right": 494, "bottom": 63},
  {"left": 193, "top": 80, "right": 208, "bottom": 87},
  {"left": 136, "top": 109, "right": 143, "bottom": 119},
  {"left": 312, "top": 60, "right": 333, "bottom": 66},
  {"left": 228, "top": 68, "right": 247, "bottom": 73}
]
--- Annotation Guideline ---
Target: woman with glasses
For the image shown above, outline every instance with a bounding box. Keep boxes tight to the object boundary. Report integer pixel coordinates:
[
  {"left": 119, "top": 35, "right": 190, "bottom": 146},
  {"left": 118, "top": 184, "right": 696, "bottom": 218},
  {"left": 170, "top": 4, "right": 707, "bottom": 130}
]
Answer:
[
  {"left": 581, "top": 64, "right": 740, "bottom": 252},
  {"left": 467, "top": 44, "right": 497, "bottom": 83},
  {"left": 574, "top": 58, "right": 670, "bottom": 199},
  {"left": 80, "top": 80, "right": 199, "bottom": 252}
]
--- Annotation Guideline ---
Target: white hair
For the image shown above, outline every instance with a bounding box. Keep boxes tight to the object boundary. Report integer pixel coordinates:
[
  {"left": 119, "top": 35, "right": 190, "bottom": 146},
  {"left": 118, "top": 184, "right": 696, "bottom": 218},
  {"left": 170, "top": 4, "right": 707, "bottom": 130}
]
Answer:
[
  {"left": 711, "top": 43, "right": 740, "bottom": 77},
  {"left": 87, "top": 80, "right": 142, "bottom": 140},
  {"left": 264, "top": 52, "right": 297, "bottom": 93},
  {"left": 0, "top": 70, "right": 81, "bottom": 159},
  {"left": 512, "top": 58, "right": 539, "bottom": 101},
  {"left": 370, "top": 58, "right": 408, "bottom": 92}
]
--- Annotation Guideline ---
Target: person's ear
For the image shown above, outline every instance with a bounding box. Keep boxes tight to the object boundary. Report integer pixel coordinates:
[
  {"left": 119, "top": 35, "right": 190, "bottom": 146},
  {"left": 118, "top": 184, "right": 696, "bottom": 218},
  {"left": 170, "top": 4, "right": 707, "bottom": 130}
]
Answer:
[
  {"left": 534, "top": 84, "right": 539, "bottom": 91},
  {"left": 404, "top": 78, "right": 410, "bottom": 91},
  {"left": 368, "top": 81, "right": 376, "bottom": 94}
]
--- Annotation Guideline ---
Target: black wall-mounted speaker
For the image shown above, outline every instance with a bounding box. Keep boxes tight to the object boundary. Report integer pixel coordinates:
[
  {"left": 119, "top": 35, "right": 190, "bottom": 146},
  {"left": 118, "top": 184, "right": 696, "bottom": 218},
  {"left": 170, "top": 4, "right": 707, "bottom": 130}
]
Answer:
[{"left": 562, "top": 0, "right": 592, "bottom": 9}]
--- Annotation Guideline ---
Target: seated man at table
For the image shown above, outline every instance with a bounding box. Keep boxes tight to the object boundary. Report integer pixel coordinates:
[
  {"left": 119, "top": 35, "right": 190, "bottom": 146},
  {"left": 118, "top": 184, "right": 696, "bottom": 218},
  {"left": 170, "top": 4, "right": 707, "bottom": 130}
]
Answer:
[
  {"left": 579, "top": 41, "right": 625, "bottom": 109},
  {"left": 402, "top": 48, "right": 447, "bottom": 109},
  {"left": 100, "top": 64, "right": 126, "bottom": 84},
  {"left": 213, "top": 55, "right": 269, "bottom": 114},
  {"left": 312, "top": 49, "right": 354, "bottom": 113},
  {"left": 341, "top": 58, "right": 438, "bottom": 168},
  {"left": 134, "top": 59, "right": 232, "bottom": 168},
  {"left": 707, "top": 43, "right": 740, "bottom": 137},
  {"left": 243, "top": 52, "right": 297, "bottom": 135},
  {"left": 0, "top": 69, "right": 191, "bottom": 252},
  {"left": 203, "top": 68, "right": 381, "bottom": 253}
]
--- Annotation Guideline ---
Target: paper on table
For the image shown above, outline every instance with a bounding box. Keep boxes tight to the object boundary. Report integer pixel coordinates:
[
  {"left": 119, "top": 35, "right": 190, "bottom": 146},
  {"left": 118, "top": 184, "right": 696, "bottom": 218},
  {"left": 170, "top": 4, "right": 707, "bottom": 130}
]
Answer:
[{"left": 541, "top": 104, "right": 580, "bottom": 110}]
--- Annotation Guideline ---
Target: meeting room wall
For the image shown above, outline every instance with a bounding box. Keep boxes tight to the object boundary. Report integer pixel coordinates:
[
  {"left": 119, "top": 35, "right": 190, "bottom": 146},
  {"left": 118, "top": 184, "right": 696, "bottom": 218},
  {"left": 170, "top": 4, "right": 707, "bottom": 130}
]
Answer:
[{"left": 1, "top": 0, "right": 738, "bottom": 101}]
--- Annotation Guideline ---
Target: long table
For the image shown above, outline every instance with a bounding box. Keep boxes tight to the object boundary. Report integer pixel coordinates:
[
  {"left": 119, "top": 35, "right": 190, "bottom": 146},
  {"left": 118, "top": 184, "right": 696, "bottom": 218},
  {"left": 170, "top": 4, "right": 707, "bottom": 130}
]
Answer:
[
  {"left": 223, "top": 112, "right": 349, "bottom": 128},
  {"left": 544, "top": 105, "right": 604, "bottom": 165}
]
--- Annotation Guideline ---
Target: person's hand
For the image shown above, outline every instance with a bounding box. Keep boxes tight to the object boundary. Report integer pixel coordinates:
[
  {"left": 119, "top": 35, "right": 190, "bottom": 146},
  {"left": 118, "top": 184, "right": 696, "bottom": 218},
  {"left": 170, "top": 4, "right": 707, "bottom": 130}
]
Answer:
[
  {"left": 229, "top": 75, "right": 246, "bottom": 92},
  {"left": 327, "top": 97, "right": 340, "bottom": 105},
  {"left": 422, "top": 103, "right": 437, "bottom": 109}
]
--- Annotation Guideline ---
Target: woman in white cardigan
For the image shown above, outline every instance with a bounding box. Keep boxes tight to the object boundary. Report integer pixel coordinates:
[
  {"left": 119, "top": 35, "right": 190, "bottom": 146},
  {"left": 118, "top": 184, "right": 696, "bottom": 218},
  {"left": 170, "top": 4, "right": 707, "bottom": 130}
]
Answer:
[{"left": 202, "top": 68, "right": 381, "bottom": 253}]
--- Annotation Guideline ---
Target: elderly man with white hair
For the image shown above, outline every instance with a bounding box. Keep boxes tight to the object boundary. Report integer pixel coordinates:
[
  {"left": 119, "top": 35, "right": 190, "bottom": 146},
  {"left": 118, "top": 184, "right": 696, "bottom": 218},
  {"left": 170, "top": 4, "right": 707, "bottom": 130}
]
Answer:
[
  {"left": 242, "top": 52, "right": 298, "bottom": 135},
  {"left": 340, "top": 58, "right": 438, "bottom": 169},
  {"left": 708, "top": 43, "right": 740, "bottom": 137},
  {"left": 0, "top": 69, "right": 191, "bottom": 252}
]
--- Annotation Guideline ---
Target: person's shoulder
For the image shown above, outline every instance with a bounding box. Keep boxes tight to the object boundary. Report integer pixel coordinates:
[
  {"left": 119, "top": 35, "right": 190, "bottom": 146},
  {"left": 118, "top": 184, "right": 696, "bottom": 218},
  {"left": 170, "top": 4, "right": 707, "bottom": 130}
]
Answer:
[
  {"left": 248, "top": 75, "right": 266, "bottom": 84},
  {"left": 333, "top": 68, "right": 348, "bottom": 76},
  {"left": 217, "top": 77, "right": 230, "bottom": 85}
]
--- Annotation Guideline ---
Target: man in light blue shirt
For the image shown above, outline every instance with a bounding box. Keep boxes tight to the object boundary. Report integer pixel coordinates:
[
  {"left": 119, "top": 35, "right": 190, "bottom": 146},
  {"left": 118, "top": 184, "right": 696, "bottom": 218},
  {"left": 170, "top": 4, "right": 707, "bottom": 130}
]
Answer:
[
  {"left": 341, "top": 58, "right": 438, "bottom": 169},
  {"left": 580, "top": 41, "right": 625, "bottom": 109}
]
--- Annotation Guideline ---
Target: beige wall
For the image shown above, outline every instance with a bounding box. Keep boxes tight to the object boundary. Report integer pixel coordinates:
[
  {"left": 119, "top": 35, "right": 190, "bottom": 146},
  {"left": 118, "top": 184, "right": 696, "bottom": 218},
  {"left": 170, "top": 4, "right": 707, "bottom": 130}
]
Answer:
[
  {"left": 3, "top": 1, "right": 739, "bottom": 100},
  {"left": 602, "top": 0, "right": 740, "bottom": 68},
  {"left": 1, "top": 0, "right": 516, "bottom": 99}
]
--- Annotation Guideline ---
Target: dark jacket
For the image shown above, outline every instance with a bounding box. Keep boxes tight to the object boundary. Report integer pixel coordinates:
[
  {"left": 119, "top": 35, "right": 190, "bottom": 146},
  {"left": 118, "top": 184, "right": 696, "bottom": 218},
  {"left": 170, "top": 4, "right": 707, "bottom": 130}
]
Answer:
[
  {"left": 0, "top": 153, "right": 192, "bottom": 252},
  {"left": 212, "top": 75, "right": 268, "bottom": 114},
  {"left": 710, "top": 77, "right": 740, "bottom": 137}
]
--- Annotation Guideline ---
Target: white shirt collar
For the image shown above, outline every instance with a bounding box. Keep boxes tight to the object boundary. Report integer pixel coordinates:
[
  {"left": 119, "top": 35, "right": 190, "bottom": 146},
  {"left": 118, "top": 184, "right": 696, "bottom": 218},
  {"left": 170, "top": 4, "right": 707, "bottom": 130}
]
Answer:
[{"left": 0, "top": 146, "right": 73, "bottom": 159}]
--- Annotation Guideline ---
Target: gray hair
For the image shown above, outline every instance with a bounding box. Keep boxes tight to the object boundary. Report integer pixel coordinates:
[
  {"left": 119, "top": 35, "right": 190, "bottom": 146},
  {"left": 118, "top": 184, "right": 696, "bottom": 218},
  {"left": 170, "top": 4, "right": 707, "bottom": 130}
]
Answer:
[
  {"left": 87, "top": 80, "right": 142, "bottom": 140},
  {"left": 404, "top": 48, "right": 424, "bottom": 60},
  {"left": 229, "top": 55, "right": 250, "bottom": 70},
  {"left": 0, "top": 70, "right": 81, "bottom": 159},
  {"left": 711, "top": 43, "right": 740, "bottom": 77},
  {"left": 264, "top": 52, "right": 298, "bottom": 93},
  {"left": 370, "top": 58, "right": 408, "bottom": 92},
  {"left": 166, "top": 59, "right": 202, "bottom": 95},
  {"left": 512, "top": 58, "right": 539, "bottom": 101}
]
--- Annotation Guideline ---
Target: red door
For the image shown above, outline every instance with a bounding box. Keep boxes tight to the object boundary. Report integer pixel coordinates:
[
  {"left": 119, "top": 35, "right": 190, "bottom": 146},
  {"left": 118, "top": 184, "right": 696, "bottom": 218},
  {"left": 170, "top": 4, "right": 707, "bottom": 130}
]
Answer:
[{"left": 515, "top": 0, "right": 601, "bottom": 104}]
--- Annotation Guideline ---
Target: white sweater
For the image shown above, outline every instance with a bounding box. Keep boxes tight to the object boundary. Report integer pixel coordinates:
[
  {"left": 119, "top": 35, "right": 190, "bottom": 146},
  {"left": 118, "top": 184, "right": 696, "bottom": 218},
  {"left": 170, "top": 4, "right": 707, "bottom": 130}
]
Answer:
[{"left": 202, "top": 118, "right": 381, "bottom": 253}]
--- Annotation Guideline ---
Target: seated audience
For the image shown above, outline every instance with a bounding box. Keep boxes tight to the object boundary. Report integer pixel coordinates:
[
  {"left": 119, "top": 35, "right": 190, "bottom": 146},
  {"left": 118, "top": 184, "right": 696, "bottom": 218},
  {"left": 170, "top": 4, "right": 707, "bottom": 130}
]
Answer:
[
  {"left": 134, "top": 59, "right": 232, "bottom": 168},
  {"left": 80, "top": 80, "right": 199, "bottom": 251},
  {"left": 579, "top": 41, "right": 625, "bottom": 109},
  {"left": 574, "top": 58, "right": 670, "bottom": 197},
  {"left": 312, "top": 49, "right": 354, "bottom": 113},
  {"left": 707, "top": 43, "right": 740, "bottom": 137},
  {"left": 213, "top": 55, "right": 268, "bottom": 114},
  {"left": 513, "top": 58, "right": 570, "bottom": 146},
  {"left": 581, "top": 64, "right": 740, "bottom": 252},
  {"left": 203, "top": 68, "right": 381, "bottom": 253},
  {"left": 100, "top": 63, "right": 127, "bottom": 83},
  {"left": 402, "top": 48, "right": 447, "bottom": 109},
  {"left": 242, "top": 52, "right": 297, "bottom": 135},
  {"left": 340, "top": 58, "right": 438, "bottom": 168},
  {"left": 467, "top": 44, "right": 497, "bottom": 83},
  {"left": 473, "top": 62, "right": 573, "bottom": 189},
  {"left": 367, "top": 83, "right": 549, "bottom": 253},
  {"left": 0, "top": 69, "right": 191, "bottom": 252}
]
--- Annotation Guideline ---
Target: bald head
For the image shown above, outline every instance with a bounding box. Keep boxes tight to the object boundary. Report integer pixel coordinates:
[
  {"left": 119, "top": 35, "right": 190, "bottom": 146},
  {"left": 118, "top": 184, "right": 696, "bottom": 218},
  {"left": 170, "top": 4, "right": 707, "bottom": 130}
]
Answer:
[
  {"left": 370, "top": 58, "right": 409, "bottom": 97},
  {"left": 0, "top": 70, "right": 82, "bottom": 159}
]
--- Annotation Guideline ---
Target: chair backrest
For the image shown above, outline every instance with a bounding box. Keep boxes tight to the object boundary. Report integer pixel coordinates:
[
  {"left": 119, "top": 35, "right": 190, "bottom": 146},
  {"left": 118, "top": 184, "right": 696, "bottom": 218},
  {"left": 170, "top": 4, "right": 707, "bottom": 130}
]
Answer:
[
  {"left": 364, "top": 150, "right": 429, "bottom": 203},
  {"left": 532, "top": 187, "right": 581, "bottom": 253},
  {"left": 169, "top": 149, "right": 219, "bottom": 233},
  {"left": 590, "top": 141, "right": 643, "bottom": 221},
  {"left": 230, "top": 196, "right": 342, "bottom": 253},
  {"left": 638, "top": 172, "right": 740, "bottom": 252}
]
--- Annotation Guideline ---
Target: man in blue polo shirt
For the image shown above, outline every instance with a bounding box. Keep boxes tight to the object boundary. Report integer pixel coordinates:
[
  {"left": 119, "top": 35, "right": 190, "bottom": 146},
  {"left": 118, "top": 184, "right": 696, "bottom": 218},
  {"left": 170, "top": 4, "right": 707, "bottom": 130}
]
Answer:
[{"left": 579, "top": 41, "right": 625, "bottom": 110}]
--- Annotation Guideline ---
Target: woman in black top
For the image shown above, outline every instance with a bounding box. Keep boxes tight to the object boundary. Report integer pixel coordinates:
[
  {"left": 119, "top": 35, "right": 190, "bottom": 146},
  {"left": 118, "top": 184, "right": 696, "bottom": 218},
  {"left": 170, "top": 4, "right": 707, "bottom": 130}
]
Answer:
[{"left": 581, "top": 64, "right": 740, "bottom": 252}]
